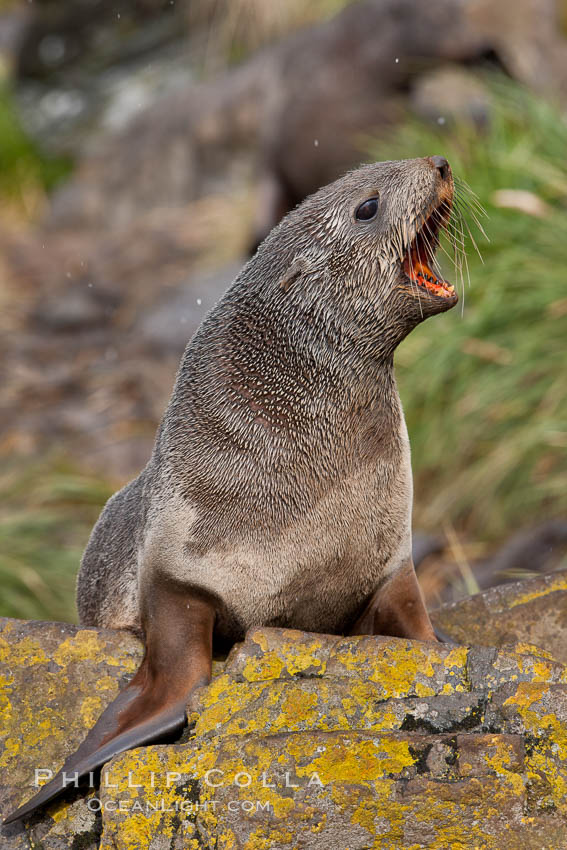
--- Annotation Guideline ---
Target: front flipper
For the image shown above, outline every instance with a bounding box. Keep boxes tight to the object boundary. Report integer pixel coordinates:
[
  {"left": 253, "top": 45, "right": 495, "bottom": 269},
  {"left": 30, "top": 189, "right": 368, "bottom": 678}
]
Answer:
[
  {"left": 3, "top": 579, "right": 216, "bottom": 825},
  {"left": 348, "top": 558, "right": 436, "bottom": 641}
]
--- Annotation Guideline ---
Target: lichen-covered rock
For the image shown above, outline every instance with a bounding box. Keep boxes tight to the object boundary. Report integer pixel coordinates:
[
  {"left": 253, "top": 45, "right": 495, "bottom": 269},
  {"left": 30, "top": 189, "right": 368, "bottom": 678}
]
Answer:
[
  {"left": 96, "top": 629, "right": 567, "bottom": 849},
  {"left": 4, "top": 573, "right": 567, "bottom": 848},
  {"left": 0, "top": 617, "right": 143, "bottom": 848},
  {"left": 98, "top": 731, "right": 543, "bottom": 850},
  {"left": 431, "top": 569, "right": 567, "bottom": 662}
]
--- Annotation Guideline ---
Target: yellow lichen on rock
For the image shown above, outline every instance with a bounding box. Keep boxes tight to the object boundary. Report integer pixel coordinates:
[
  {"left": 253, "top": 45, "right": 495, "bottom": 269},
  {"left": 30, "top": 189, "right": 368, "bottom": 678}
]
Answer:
[
  {"left": 238, "top": 629, "right": 328, "bottom": 682},
  {"left": 481, "top": 737, "right": 526, "bottom": 797},
  {"left": 0, "top": 632, "right": 48, "bottom": 667},
  {"left": 6, "top": 616, "right": 567, "bottom": 848},
  {"left": 509, "top": 573, "right": 567, "bottom": 609}
]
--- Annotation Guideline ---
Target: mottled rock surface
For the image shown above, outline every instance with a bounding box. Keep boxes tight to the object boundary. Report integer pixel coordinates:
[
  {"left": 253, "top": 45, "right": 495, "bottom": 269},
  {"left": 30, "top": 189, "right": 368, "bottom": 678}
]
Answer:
[
  {"left": 431, "top": 570, "right": 567, "bottom": 663},
  {"left": 96, "top": 630, "right": 567, "bottom": 849},
  {"left": 0, "top": 618, "right": 143, "bottom": 848},
  {"left": 3, "top": 574, "right": 567, "bottom": 847}
]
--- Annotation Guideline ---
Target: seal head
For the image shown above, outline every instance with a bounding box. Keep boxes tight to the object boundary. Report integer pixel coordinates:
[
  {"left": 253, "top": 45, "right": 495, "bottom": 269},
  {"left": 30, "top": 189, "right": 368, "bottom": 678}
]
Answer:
[{"left": 256, "top": 154, "right": 458, "bottom": 368}]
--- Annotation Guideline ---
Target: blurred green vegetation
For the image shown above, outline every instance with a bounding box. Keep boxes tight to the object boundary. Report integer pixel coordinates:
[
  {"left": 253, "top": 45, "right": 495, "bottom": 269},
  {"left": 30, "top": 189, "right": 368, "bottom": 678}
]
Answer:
[
  {"left": 0, "top": 84, "right": 76, "bottom": 620},
  {"left": 373, "top": 79, "right": 567, "bottom": 538},
  {"left": 0, "top": 83, "right": 71, "bottom": 215},
  {"left": 0, "top": 459, "right": 112, "bottom": 622}
]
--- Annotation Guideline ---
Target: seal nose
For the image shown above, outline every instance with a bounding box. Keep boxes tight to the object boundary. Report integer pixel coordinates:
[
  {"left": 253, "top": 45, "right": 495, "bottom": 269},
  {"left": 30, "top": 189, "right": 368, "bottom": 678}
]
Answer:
[{"left": 430, "top": 155, "right": 450, "bottom": 181}]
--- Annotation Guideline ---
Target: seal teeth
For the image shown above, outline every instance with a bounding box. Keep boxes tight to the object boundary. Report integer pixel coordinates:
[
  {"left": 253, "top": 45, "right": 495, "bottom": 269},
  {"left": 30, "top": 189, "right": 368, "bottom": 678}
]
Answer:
[{"left": 401, "top": 205, "right": 456, "bottom": 299}]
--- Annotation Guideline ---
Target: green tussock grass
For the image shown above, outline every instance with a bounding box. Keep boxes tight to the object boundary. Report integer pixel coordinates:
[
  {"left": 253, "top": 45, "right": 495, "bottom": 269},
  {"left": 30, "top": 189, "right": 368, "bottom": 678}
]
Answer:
[
  {"left": 0, "top": 460, "right": 113, "bottom": 622},
  {"left": 371, "top": 77, "right": 567, "bottom": 539}
]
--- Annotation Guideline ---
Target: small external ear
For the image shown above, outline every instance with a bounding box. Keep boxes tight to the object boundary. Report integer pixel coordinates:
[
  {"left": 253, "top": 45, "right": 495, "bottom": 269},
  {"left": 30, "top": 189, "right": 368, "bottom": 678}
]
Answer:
[{"left": 278, "top": 257, "right": 309, "bottom": 292}]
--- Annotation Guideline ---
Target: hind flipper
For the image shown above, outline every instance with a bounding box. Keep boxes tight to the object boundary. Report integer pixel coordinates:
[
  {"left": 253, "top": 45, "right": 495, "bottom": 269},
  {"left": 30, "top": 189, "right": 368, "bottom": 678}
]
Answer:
[
  {"left": 348, "top": 558, "right": 436, "bottom": 641},
  {"left": 3, "top": 579, "right": 216, "bottom": 825}
]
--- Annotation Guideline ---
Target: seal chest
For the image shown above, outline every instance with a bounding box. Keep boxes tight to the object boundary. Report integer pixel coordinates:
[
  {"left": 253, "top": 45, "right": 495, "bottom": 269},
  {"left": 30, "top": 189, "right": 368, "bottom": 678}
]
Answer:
[
  {"left": 165, "top": 431, "right": 414, "bottom": 639},
  {"left": 5, "top": 155, "right": 462, "bottom": 825}
]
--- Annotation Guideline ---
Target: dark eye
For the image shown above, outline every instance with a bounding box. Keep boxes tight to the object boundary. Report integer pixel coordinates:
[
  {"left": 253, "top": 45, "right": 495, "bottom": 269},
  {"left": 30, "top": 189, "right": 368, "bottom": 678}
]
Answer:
[{"left": 355, "top": 198, "right": 379, "bottom": 221}]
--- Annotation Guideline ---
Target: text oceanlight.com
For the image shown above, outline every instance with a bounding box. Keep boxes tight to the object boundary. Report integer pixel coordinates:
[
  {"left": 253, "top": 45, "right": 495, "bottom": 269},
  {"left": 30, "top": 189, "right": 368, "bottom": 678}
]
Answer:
[{"left": 87, "top": 799, "right": 274, "bottom": 814}]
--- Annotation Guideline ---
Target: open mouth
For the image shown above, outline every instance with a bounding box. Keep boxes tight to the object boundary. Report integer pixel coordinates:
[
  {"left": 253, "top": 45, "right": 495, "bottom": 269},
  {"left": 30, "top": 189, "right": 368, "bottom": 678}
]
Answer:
[{"left": 402, "top": 205, "right": 456, "bottom": 299}]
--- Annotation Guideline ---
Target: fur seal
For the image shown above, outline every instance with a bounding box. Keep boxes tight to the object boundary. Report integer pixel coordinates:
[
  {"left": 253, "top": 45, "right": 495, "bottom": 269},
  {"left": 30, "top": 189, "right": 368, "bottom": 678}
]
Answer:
[{"left": 5, "top": 155, "right": 458, "bottom": 824}]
